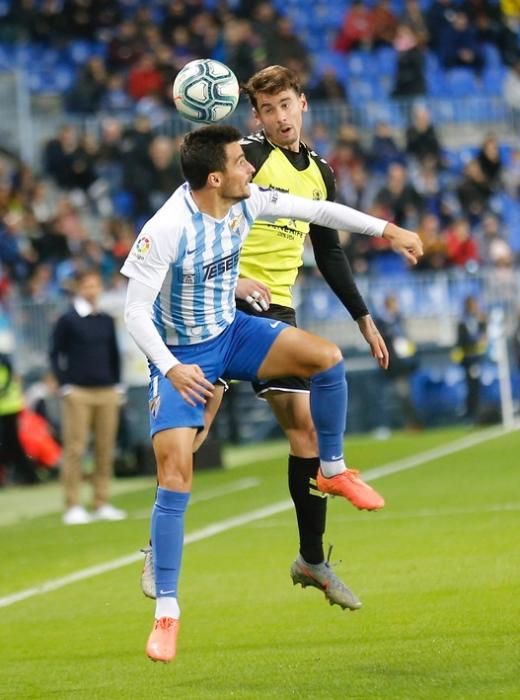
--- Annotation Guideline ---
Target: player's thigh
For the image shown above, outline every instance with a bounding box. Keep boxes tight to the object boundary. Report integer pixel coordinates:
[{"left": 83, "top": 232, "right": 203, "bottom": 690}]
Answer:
[
  {"left": 257, "top": 327, "right": 342, "bottom": 380},
  {"left": 266, "top": 390, "right": 314, "bottom": 432},
  {"left": 266, "top": 390, "right": 317, "bottom": 456},
  {"left": 152, "top": 427, "right": 198, "bottom": 492},
  {"left": 193, "top": 382, "right": 225, "bottom": 453}
]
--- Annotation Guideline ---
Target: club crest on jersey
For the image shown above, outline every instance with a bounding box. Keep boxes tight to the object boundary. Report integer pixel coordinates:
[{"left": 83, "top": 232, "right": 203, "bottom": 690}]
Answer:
[
  {"left": 313, "top": 189, "right": 322, "bottom": 200},
  {"left": 133, "top": 235, "right": 152, "bottom": 261},
  {"left": 229, "top": 214, "right": 243, "bottom": 233}
]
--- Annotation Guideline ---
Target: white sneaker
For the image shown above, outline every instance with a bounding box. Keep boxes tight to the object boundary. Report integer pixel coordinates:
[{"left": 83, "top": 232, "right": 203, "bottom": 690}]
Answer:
[
  {"left": 63, "top": 505, "right": 92, "bottom": 526},
  {"left": 93, "top": 503, "right": 127, "bottom": 521}
]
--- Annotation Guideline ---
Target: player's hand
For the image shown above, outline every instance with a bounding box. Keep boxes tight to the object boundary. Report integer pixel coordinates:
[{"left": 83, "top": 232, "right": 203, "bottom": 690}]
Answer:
[
  {"left": 166, "top": 364, "right": 214, "bottom": 407},
  {"left": 236, "top": 278, "right": 271, "bottom": 312},
  {"left": 382, "top": 223, "right": 423, "bottom": 265},
  {"left": 357, "top": 315, "right": 389, "bottom": 370}
]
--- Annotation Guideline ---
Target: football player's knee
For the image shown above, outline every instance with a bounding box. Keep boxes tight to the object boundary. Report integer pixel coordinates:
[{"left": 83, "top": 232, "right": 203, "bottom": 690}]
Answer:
[{"left": 320, "top": 344, "right": 343, "bottom": 371}]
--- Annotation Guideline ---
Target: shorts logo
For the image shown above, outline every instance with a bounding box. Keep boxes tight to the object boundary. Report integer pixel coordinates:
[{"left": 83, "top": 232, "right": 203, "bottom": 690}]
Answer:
[
  {"left": 149, "top": 395, "right": 161, "bottom": 418},
  {"left": 133, "top": 235, "right": 152, "bottom": 261},
  {"left": 269, "top": 321, "right": 281, "bottom": 328}
]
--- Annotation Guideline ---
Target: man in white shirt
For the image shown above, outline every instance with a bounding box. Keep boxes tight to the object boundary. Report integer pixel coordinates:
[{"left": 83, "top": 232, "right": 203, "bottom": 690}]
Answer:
[{"left": 121, "top": 124, "right": 422, "bottom": 663}]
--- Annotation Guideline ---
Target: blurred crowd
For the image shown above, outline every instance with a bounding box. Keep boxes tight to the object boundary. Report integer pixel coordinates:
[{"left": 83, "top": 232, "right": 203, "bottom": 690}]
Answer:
[{"left": 0, "top": 0, "right": 519, "bottom": 307}]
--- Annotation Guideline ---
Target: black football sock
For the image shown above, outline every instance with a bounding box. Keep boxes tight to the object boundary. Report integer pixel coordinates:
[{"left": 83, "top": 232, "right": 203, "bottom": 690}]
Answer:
[{"left": 288, "top": 455, "right": 327, "bottom": 565}]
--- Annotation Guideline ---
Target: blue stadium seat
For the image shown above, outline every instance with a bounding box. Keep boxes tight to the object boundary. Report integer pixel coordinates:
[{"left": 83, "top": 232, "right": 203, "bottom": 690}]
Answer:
[
  {"left": 482, "top": 43, "right": 502, "bottom": 69},
  {"left": 346, "top": 50, "right": 377, "bottom": 78},
  {"left": 444, "top": 68, "right": 478, "bottom": 98},
  {"left": 482, "top": 67, "right": 506, "bottom": 97}
]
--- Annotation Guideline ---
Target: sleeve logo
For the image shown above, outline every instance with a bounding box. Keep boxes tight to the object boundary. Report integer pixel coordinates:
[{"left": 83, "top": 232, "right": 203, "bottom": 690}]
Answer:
[{"left": 133, "top": 235, "right": 152, "bottom": 261}]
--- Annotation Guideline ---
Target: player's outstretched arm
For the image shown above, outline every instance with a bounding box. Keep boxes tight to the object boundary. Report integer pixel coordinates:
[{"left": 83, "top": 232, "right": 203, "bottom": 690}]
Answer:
[{"left": 251, "top": 187, "right": 423, "bottom": 264}]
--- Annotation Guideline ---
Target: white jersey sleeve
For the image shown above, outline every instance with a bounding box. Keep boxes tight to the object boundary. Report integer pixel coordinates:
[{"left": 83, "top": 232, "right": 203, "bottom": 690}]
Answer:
[
  {"left": 120, "top": 215, "right": 180, "bottom": 291},
  {"left": 246, "top": 183, "right": 387, "bottom": 237}
]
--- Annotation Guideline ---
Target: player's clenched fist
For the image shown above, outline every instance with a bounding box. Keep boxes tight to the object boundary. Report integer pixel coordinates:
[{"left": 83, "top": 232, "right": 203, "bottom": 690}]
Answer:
[{"left": 166, "top": 364, "right": 214, "bottom": 407}]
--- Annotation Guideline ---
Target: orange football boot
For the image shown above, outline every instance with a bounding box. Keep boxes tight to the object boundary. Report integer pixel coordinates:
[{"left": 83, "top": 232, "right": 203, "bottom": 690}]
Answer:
[
  {"left": 146, "top": 617, "right": 180, "bottom": 663},
  {"left": 316, "top": 468, "right": 385, "bottom": 510}
]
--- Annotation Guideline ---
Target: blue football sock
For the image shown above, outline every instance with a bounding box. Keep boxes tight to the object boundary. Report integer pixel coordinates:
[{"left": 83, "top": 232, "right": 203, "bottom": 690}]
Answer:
[
  {"left": 309, "top": 360, "right": 348, "bottom": 462},
  {"left": 151, "top": 487, "right": 190, "bottom": 598}
]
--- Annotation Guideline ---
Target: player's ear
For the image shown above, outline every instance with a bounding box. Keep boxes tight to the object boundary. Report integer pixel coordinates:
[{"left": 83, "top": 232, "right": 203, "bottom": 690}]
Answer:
[
  {"left": 300, "top": 93, "right": 308, "bottom": 113},
  {"left": 251, "top": 107, "right": 262, "bottom": 127},
  {"left": 208, "top": 172, "right": 221, "bottom": 188}
]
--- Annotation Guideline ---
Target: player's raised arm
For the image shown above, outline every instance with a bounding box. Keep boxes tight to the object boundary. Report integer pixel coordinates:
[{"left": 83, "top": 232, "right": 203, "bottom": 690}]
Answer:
[{"left": 248, "top": 185, "right": 423, "bottom": 264}]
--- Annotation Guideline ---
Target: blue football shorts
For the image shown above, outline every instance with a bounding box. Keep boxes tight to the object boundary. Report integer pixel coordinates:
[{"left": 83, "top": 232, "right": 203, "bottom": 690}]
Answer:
[{"left": 148, "top": 310, "right": 288, "bottom": 436}]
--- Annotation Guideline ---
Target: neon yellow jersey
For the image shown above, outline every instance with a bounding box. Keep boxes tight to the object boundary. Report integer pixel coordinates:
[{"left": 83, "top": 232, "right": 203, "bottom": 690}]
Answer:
[{"left": 240, "top": 132, "right": 335, "bottom": 307}]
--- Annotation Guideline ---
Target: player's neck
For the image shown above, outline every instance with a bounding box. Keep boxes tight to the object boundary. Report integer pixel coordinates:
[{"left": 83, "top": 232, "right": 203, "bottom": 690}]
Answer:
[{"left": 190, "top": 189, "right": 231, "bottom": 220}]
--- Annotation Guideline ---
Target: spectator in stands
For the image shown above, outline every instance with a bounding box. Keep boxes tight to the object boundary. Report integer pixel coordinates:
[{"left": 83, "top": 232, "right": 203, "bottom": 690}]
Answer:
[
  {"left": 106, "top": 19, "right": 143, "bottom": 72},
  {"left": 336, "top": 164, "right": 379, "bottom": 213},
  {"left": 375, "top": 294, "right": 421, "bottom": 431},
  {"left": 368, "top": 121, "right": 404, "bottom": 175},
  {"left": 417, "top": 213, "right": 448, "bottom": 269},
  {"left": 100, "top": 73, "right": 134, "bottom": 114},
  {"left": 127, "top": 53, "right": 165, "bottom": 103},
  {"left": 265, "top": 17, "right": 311, "bottom": 72},
  {"left": 49, "top": 268, "right": 125, "bottom": 525},
  {"left": 477, "top": 133, "right": 503, "bottom": 187},
  {"left": 161, "top": 0, "right": 193, "bottom": 40},
  {"left": 123, "top": 135, "right": 183, "bottom": 220},
  {"left": 401, "top": 0, "right": 429, "bottom": 48},
  {"left": 440, "top": 10, "right": 484, "bottom": 74},
  {"left": 250, "top": 1, "right": 278, "bottom": 47},
  {"left": 504, "top": 147, "right": 520, "bottom": 197},
  {"left": 457, "top": 159, "right": 493, "bottom": 219},
  {"left": 65, "top": 56, "right": 108, "bottom": 115},
  {"left": 455, "top": 295, "right": 488, "bottom": 422},
  {"left": 405, "top": 105, "right": 443, "bottom": 168},
  {"left": 426, "top": 0, "right": 456, "bottom": 53},
  {"left": 43, "top": 125, "right": 81, "bottom": 190},
  {"left": 0, "top": 212, "right": 36, "bottom": 282},
  {"left": 372, "top": 0, "right": 398, "bottom": 47},
  {"left": 391, "top": 24, "right": 426, "bottom": 98},
  {"left": 335, "top": 0, "right": 375, "bottom": 53},
  {"left": 375, "top": 162, "right": 424, "bottom": 228},
  {"left": 476, "top": 213, "right": 514, "bottom": 267},
  {"left": 223, "top": 19, "right": 261, "bottom": 85},
  {"left": 444, "top": 217, "right": 479, "bottom": 268},
  {"left": 308, "top": 68, "right": 348, "bottom": 102},
  {"left": 462, "top": 0, "right": 503, "bottom": 45}
]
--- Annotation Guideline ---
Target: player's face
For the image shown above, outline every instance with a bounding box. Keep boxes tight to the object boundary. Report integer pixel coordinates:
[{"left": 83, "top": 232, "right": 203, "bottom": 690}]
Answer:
[
  {"left": 220, "top": 142, "right": 256, "bottom": 201},
  {"left": 253, "top": 89, "right": 307, "bottom": 151}
]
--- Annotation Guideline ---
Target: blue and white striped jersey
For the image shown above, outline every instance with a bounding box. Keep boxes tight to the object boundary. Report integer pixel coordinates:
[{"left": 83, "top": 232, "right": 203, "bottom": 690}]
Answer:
[{"left": 121, "top": 182, "right": 386, "bottom": 346}]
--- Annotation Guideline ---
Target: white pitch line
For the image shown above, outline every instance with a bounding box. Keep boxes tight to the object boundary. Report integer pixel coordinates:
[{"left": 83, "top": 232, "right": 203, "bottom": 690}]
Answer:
[
  {"left": 0, "top": 500, "right": 292, "bottom": 609},
  {"left": 1, "top": 423, "right": 517, "bottom": 609}
]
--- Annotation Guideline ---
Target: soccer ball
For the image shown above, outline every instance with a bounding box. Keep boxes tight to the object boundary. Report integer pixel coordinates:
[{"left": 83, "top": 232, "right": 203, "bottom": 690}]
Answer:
[{"left": 172, "top": 59, "right": 240, "bottom": 124}]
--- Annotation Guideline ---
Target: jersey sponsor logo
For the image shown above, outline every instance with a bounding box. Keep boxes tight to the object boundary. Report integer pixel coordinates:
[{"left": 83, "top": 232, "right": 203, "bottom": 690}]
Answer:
[
  {"left": 133, "top": 234, "right": 152, "bottom": 261},
  {"left": 203, "top": 250, "right": 240, "bottom": 281}
]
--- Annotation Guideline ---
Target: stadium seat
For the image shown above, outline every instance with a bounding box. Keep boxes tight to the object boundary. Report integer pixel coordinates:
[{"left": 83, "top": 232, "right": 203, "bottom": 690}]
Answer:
[
  {"left": 444, "top": 68, "right": 479, "bottom": 98},
  {"left": 482, "top": 67, "right": 506, "bottom": 97},
  {"left": 482, "top": 43, "right": 502, "bottom": 69}
]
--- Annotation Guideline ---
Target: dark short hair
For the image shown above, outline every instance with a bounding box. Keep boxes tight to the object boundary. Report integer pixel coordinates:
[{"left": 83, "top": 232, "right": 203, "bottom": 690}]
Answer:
[
  {"left": 180, "top": 125, "right": 243, "bottom": 190},
  {"left": 75, "top": 268, "right": 102, "bottom": 284},
  {"left": 243, "top": 65, "right": 302, "bottom": 110}
]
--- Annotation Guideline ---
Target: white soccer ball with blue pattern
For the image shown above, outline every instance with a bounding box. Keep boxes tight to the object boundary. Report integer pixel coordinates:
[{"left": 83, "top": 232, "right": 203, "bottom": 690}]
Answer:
[{"left": 173, "top": 59, "right": 240, "bottom": 123}]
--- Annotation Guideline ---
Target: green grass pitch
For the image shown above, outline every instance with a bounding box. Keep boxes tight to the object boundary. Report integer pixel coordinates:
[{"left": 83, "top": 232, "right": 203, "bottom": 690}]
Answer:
[{"left": 0, "top": 426, "right": 519, "bottom": 699}]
